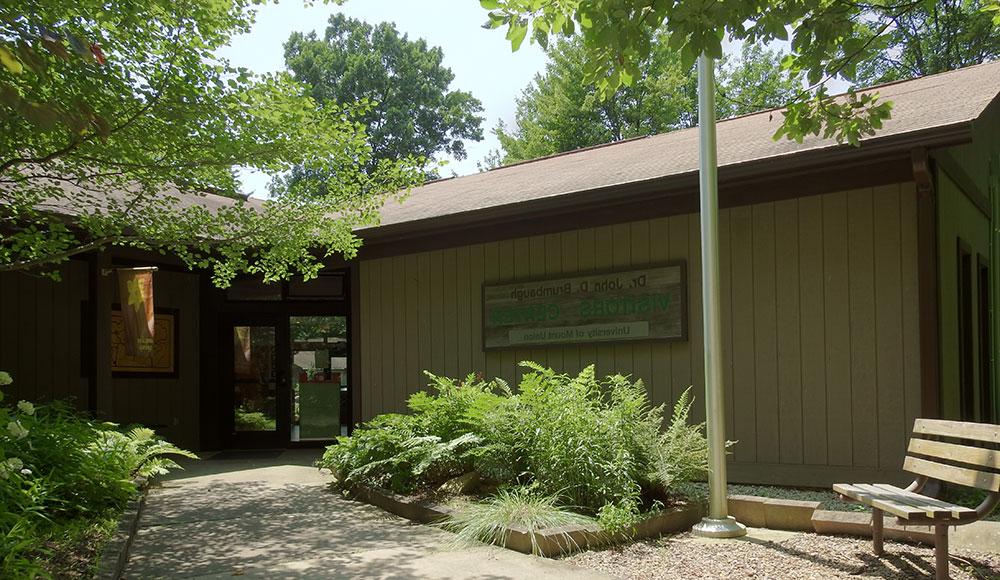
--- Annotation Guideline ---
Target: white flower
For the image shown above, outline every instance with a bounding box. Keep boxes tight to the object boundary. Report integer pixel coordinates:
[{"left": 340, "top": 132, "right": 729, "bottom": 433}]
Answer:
[
  {"left": 16, "top": 401, "right": 34, "bottom": 416},
  {"left": 7, "top": 421, "right": 28, "bottom": 440},
  {"left": 0, "top": 371, "right": 11, "bottom": 386},
  {"left": 19, "top": 468, "right": 31, "bottom": 476},
  {"left": 5, "top": 457, "right": 23, "bottom": 471}
]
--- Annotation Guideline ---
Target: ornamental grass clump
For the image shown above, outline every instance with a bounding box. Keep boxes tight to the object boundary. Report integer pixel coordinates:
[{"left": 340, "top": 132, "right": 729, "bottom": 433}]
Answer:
[
  {"left": 442, "top": 487, "right": 595, "bottom": 556},
  {"left": 320, "top": 362, "right": 713, "bottom": 542}
]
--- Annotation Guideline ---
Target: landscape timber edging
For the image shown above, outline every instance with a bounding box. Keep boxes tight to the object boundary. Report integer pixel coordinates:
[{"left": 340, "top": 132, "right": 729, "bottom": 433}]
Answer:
[
  {"left": 346, "top": 484, "right": 703, "bottom": 557},
  {"left": 350, "top": 486, "right": 1000, "bottom": 555},
  {"left": 811, "top": 509, "right": 1000, "bottom": 554},
  {"left": 810, "top": 509, "right": 936, "bottom": 545},
  {"left": 727, "top": 495, "right": 822, "bottom": 532},
  {"left": 96, "top": 476, "right": 149, "bottom": 580}
]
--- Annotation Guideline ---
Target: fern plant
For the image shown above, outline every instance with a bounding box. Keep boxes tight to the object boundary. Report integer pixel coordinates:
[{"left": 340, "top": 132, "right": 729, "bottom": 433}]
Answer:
[
  {"left": 93, "top": 427, "right": 198, "bottom": 479},
  {"left": 650, "top": 387, "right": 727, "bottom": 490}
]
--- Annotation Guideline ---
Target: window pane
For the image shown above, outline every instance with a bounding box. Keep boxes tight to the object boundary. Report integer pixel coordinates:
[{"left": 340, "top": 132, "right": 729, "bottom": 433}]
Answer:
[
  {"left": 290, "top": 316, "right": 347, "bottom": 441},
  {"left": 232, "top": 326, "right": 277, "bottom": 432}
]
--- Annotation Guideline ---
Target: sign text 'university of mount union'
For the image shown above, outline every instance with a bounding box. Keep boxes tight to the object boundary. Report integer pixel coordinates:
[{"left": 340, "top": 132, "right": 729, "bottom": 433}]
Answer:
[{"left": 483, "top": 264, "right": 687, "bottom": 349}]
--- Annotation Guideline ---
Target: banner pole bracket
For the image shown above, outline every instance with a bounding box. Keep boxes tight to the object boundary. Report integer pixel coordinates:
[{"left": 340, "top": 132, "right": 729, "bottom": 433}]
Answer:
[{"left": 101, "top": 266, "right": 159, "bottom": 276}]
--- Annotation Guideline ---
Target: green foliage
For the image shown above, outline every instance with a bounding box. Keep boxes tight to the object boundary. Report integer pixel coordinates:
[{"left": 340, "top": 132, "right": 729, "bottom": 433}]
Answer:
[
  {"left": 509, "top": 363, "right": 661, "bottom": 513},
  {"left": 323, "top": 362, "right": 711, "bottom": 534},
  {"left": 442, "top": 487, "right": 595, "bottom": 556},
  {"left": 595, "top": 496, "right": 644, "bottom": 536},
  {"left": 284, "top": 14, "right": 484, "bottom": 179},
  {"left": 320, "top": 372, "right": 502, "bottom": 493},
  {"left": 488, "top": 38, "right": 801, "bottom": 166},
  {"left": 853, "top": 0, "right": 1000, "bottom": 85},
  {"left": 0, "top": 1, "right": 422, "bottom": 284},
  {"left": 95, "top": 426, "right": 198, "bottom": 479},
  {"left": 477, "top": 0, "right": 999, "bottom": 145},
  {"left": 650, "top": 388, "right": 715, "bottom": 490},
  {"left": 0, "top": 373, "right": 194, "bottom": 577},
  {"left": 320, "top": 413, "right": 480, "bottom": 493},
  {"left": 234, "top": 407, "right": 277, "bottom": 432}
]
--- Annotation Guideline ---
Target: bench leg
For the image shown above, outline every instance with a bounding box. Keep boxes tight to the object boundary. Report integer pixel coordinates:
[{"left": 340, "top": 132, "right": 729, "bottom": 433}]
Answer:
[
  {"left": 935, "top": 525, "right": 949, "bottom": 580},
  {"left": 871, "top": 508, "right": 884, "bottom": 556}
]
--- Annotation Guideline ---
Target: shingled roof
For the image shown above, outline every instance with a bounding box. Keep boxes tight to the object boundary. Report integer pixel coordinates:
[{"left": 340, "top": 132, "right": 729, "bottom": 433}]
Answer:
[{"left": 362, "top": 59, "right": 1000, "bottom": 237}]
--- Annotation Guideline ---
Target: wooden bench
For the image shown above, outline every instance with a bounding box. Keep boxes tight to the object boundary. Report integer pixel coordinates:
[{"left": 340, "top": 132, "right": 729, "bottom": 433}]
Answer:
[{"left": 834, "top": 419, "right": 1000, "bottom": 580}]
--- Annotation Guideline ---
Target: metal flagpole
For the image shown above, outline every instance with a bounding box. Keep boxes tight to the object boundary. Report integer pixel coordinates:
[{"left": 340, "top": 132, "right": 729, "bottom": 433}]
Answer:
[{"left": 691, "top": 52, "right": 747, "bottom": 539}]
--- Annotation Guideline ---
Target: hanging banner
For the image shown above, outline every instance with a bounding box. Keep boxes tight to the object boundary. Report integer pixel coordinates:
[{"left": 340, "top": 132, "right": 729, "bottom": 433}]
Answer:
[
  {"left": 116, "top": 268, "right": 155, "bottom": 355},
  {"left": 234, "top": 326, "right": 253, "bottom": 377},
  {"left": 482, "top": 263, "right": 687, "bottom": 350}
]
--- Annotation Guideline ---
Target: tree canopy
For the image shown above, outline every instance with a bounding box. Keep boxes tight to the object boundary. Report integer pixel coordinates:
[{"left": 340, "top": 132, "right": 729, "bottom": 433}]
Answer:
[
  {"left": 478, "top": 0, "right": 1000, "bottom": 146},
  {"left": 0, "top": 0, "right": 422, "bottom": 285},
  {"left": 284, "top": 14, "right": 485, "bottom": 178},
  {"left": 853, "top": 0, "right": 1000, "bottom": 85},
  {"left": 489, "top": 39, "right": 800, "bottom": 166}
]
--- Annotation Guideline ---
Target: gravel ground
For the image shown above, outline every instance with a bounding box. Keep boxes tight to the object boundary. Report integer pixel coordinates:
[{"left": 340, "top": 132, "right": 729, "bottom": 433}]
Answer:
[
  {"left": 685, "top": 482, "right": 869, "bottom": 513},
  {"left": 683, "top": 483, "right": 1000, "bottom": 521},
  {"left": 564, "top": 532, "right": 1000, "bottom": 580}
]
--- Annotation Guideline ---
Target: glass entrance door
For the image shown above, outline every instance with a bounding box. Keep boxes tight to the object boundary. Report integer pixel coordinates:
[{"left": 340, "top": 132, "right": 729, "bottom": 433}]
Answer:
[
  {"left": 224, "top": 318, "right": 289, "bottom": 448},
  {"left": 290, "top": 316, "right": 347, "bottom": 441},
  {"left": 223, "top": 315, "right": 346, "bottom": 448}
]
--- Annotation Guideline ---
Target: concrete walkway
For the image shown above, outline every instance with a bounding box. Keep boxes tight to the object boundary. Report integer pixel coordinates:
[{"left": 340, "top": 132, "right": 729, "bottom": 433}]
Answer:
[{"left": 123, "top": 450, "right": 611, "bottom": 579}]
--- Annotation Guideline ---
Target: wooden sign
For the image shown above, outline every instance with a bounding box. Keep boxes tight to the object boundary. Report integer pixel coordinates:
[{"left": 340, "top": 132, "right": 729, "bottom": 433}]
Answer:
[
  {"left": 111, "top": 310, "right": 177, "bottom": 375},
  {"left": 483, "top": 263, "right": 686, "bottom": 350}
]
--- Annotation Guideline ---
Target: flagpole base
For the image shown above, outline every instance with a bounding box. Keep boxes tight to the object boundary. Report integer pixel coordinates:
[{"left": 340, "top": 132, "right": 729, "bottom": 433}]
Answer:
[{"left": 691, "top": 516, "right": 747, "bottom": 539}]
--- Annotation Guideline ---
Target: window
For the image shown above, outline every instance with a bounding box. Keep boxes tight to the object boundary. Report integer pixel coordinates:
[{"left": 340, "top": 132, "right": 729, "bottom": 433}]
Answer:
[
  {"left": 957, "top": 240, "right": 974, "bottom": 420},
  {"left": 287, "top": 273, "right": 346, "bottom": 300},
  {"left": 979, "top": 256, "right": 994, "bottom": 423}
]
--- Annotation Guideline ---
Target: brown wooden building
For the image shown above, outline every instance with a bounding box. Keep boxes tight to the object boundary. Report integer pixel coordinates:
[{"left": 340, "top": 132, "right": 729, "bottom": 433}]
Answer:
[{"left": 2, "top": 62, "right": 998, "bottom": 487}]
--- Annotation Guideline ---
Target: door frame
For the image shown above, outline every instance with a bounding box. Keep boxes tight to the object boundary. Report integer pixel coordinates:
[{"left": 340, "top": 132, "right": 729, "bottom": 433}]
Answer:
[
  {"left": 200, "top": 268, "right": 353, "bottom": 451},
  {"left": 217, "top": 309, "right": 353, "bottom": 449},
  {"left": 220, "top": 313, "right": 290, "bottom": 449}
]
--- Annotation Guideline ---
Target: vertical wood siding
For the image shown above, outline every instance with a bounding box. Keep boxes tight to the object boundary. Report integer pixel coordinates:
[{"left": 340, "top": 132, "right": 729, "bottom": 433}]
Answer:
[
  {"left": 358, "top": 183, "right": 923, "bottom": 483},
  {"left": 0, "top": 261, "right": 89, "bottom": 405},
  {"left": 108, "top": 270, "right": 201, "bottom": 449}
]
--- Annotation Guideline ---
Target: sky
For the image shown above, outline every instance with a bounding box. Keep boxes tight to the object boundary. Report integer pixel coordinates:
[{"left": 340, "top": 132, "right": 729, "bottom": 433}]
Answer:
[{"left": 216, "top": 0, "right": 550, "bottom": 197}]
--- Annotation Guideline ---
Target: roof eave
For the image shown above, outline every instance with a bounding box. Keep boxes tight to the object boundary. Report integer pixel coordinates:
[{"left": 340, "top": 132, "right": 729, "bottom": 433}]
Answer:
[{"left": 358, "top": 120, "right": 972, "bottom": 245}]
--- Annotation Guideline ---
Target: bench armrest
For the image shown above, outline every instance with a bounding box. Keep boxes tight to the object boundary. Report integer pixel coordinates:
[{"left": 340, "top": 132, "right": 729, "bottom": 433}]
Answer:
[
  {"left": 905, "top": 475, "right": 998, "bottom": 520},
  {"left": 905, "top": 476, "right": 929, "bottom": 494},
  {"left": 975, "top": 492, "right": 1000, "bottom": 520}
]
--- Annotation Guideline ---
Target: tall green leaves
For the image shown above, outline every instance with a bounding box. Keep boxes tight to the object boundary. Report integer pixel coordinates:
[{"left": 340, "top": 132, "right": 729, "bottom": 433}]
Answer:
[{"left": 0, "top": 1, "right": 423, "bottom": 284}]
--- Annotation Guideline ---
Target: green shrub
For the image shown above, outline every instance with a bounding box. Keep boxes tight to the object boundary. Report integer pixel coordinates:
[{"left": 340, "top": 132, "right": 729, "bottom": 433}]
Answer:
[
  {"left": 0, "top": 372, "right": 195, "bottom": 578},
  {"left": 319, "top": 412, "right": 480, "bottom": 493},
  {"left": 650, "top": 387, "right": 714, "bottom": 490},
  {"left": 407, "top": 372, "right": 497, "bottom": 441},
  {"left": 234, "top": 407, "right": 276, "bottom": 431},
  {"left": 511, "top": 363, "right": 663, "bottom": 515},
  {"left": 322, "top": 362, "right": 711, "bottom": 534}
]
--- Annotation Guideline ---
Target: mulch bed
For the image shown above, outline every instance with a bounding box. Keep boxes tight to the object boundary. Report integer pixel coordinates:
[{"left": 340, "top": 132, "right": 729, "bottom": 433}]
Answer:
[
  {"left": 564, "top": 532, "right": 1000, "bottom": 580},
  {"left": 35, "top": 521, "right": 116, "bottom": 579}
]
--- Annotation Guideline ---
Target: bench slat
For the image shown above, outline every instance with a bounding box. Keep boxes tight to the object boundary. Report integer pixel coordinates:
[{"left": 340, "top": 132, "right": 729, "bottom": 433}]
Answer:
[
  {"left": 908, "top": 438, "right": 1000, "bottom": 470},
  {"left": 851, "top": 483, "right": 970, "bottom": 519},
  {"left": 912, "top": 419, "right": 1000, "bottom": 445},
  {"left": 904, "top": 456, "right": 1000, "bottom": 492},
  {"left": 851, "top": 484, "right": 947, "bottom": 518},
  {"left": 867, "top": 483, "right": 977, "bottom": 521},
  {"left": 834, "top": 483, "right": 928, "bottom": 519}
]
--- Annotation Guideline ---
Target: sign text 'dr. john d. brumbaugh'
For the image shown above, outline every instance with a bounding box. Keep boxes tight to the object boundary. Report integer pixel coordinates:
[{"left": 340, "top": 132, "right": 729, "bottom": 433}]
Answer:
[{"left": 483, "top": 264, "right": 686, "bottom": 349}]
